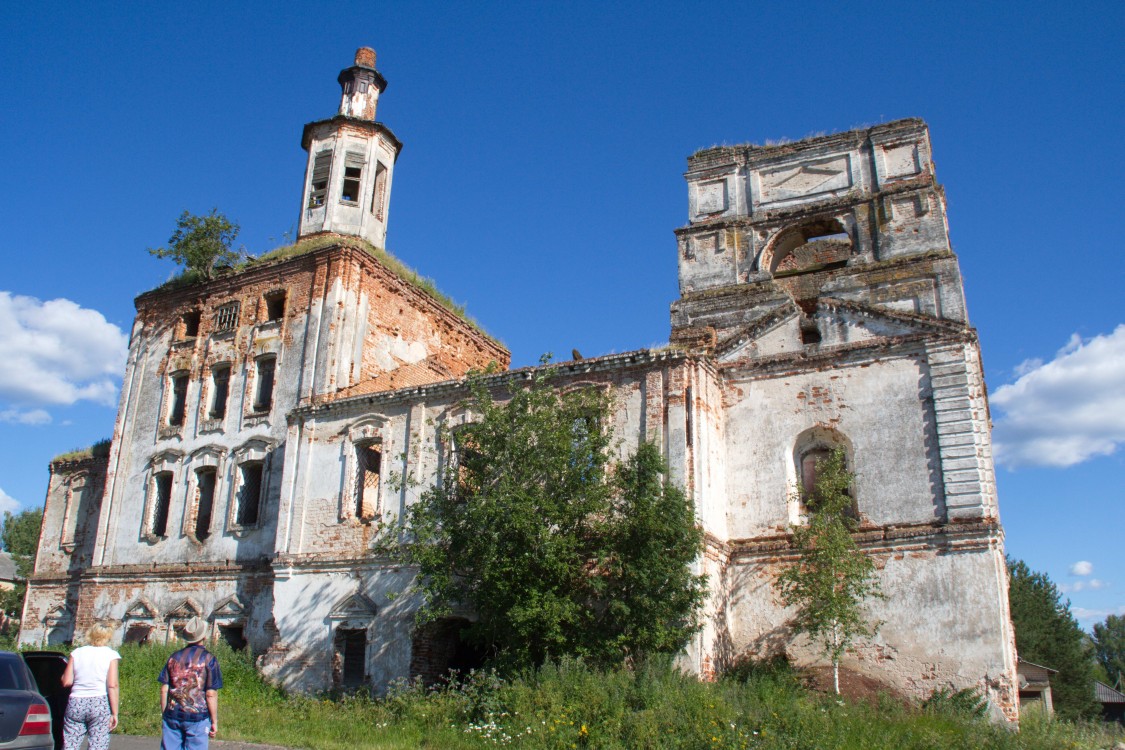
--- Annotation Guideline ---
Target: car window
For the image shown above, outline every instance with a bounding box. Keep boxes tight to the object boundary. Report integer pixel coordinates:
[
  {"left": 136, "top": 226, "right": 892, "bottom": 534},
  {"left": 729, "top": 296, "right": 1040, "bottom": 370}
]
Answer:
[
  {"left": 0, "top": 656, "right": 33, "bottom": 690},
  {"left": 24, "top": 654, "right": 68, "bottom": 696}
]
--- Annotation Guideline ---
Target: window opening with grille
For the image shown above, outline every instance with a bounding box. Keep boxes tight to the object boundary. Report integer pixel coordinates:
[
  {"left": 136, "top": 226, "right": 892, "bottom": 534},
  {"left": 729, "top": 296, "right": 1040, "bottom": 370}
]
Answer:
[
  {"left": 214, "top": 302, "right": 240, "bottom": 332},
  {"left": 151, "top": 472, "right": 172, "bottom": 537},
  {"left": 237, "top": 463, "right": 263, "bottom": 526},
  {"left": 194, "top": 468, "right": 216, "bottom": 540},
  {"left": 355, "top": 444, "right": 381, "bottom": 521}
]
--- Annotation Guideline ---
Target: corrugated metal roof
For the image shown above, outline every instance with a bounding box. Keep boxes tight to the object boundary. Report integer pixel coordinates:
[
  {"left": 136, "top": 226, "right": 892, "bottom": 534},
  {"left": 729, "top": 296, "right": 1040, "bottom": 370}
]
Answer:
[
  {"left": 1018, "top": 657, "right": 1058, "bottom": 674},
  {"left": 0, "top": 552, "right": 17, "bottom": 582},
  {"left": 1095, "top": 681, "right": 1125, "bottom": 704}
]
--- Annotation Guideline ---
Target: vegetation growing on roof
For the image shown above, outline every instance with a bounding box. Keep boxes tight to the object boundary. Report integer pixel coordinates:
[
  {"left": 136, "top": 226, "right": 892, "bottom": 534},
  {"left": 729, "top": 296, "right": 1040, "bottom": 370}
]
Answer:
[
  {"left": 51, "top": 438, "right": 112, "bottom": 464},
  {"left": 148, "top": 209, "right": 246, "bottom": 281},
  {"left": 150, "top": 232, "right": 501, "bottom": 345}
]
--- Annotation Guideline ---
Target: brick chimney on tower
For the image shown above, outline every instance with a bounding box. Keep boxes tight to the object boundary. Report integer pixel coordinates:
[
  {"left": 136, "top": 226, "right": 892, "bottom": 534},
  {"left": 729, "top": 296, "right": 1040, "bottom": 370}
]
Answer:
[{"left": 337, "top": 47, "right": 386, "bottom": 121}]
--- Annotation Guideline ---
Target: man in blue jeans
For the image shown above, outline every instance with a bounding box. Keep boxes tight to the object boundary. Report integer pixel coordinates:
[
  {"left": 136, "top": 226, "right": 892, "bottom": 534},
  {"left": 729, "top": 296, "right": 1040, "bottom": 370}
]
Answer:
[{"left": 158, "top": 616, "right": 223, "bottom": 750}]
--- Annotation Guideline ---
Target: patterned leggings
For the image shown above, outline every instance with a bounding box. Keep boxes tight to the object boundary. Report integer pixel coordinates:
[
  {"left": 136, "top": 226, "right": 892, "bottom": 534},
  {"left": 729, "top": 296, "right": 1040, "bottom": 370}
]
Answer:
[{"left": 63, "top": 696, "right": 113, "bottom": 750}]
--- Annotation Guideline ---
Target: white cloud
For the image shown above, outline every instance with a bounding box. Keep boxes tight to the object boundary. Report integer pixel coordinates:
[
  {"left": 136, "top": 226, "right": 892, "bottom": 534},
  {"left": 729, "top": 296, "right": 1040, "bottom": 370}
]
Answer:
[
  {"left": 992, "top": 325, "right": 1125, "bottom": 468},
  {"left": 0, "top": 488, "right": 21, "bottom": 516},
  {"left": 1072, "top": 605, "right": 1125, "bottom": 623},
  {"left": 0, "top": 292, "right": 128, "bottom": 409},
  {"left": 0, "top": 408, "right": 51, "bottom": 425},
  {"left": 1060, "top": 579, "right": 1107, "bottom": 593},
  {"left": 1070, "top": 561, "right": 1094, "bottom": 576}
]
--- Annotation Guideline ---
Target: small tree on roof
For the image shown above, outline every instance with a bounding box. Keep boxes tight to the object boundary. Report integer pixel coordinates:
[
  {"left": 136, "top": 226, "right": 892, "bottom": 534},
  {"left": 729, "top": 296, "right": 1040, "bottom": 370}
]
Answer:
[
  {"left": 775, "top": 447, "right": 883, "bottom": 694},
  {"left": 148, "top": 209, "right": 244, "bottom": 281}
]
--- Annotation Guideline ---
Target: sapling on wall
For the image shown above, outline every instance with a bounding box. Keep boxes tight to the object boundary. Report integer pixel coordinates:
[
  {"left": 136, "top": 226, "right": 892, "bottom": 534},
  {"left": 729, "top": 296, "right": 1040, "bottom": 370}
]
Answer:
[{"left": 775, "top": 447, "right": 884, "bottom": 694}]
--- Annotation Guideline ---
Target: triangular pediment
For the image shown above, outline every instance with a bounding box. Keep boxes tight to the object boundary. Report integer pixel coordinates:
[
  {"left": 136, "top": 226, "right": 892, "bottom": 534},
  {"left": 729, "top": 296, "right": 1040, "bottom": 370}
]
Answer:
[
  {"left": 717, "top": 298, "right": 964, "bottom": 363},
  {"left": 328, "top": 593, "right": 377, "bottom": 620},
  {"left": 166, "top": 598, "right": 202, "bottom": 620},
  {"left": 125, "top": 598, "right": 157, "bottom": 620},
  {"left": 45, "top": 605, "right": 72, "bottom": 626},
  {"left": 211, "top": 596, "right": 246, "bottom": 619}
]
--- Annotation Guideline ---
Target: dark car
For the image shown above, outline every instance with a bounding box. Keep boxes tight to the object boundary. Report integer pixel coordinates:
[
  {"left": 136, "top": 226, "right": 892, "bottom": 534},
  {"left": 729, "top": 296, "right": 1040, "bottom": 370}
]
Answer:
[
  {"left": 0, "top": 651, "right": 58, "bottom": 750},
  {"left": 19, "top": 653, "right": 67, "bottom": 750}
]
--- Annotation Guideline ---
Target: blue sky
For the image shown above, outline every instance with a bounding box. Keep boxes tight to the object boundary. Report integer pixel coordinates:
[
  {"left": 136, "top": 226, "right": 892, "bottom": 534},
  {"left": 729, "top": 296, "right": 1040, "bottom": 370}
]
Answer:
[{"left": 1, "top": 1, "right": 1121, "bottom": 626}]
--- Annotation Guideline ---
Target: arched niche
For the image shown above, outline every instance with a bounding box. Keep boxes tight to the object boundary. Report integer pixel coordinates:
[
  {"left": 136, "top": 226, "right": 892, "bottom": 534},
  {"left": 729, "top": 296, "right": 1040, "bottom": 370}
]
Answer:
[{"left": 762, "top": 218, "right": 854, "bottom": 276}]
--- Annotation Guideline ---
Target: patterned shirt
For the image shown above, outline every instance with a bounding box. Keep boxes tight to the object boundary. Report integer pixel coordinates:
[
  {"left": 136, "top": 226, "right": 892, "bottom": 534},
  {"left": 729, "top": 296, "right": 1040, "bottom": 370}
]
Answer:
[{"left": 158, "top": 644, "right": 223, "bottom": 721}]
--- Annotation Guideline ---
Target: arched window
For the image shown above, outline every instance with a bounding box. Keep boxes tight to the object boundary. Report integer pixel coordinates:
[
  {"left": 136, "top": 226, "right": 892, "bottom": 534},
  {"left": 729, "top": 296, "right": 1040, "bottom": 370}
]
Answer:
[
  {"left": 144, "top": 451, "right": 182, "bottom": 542},
  {"left": 765, "top": 219, "right": 853, "bottom": 277},
  {"left": 343, "top": 418, "right": 387, "bottom": 522},
  {"left": 790, "top": 427, "right": 856, "bottom": 523},
  {"left": 354, "top": 442, "right": 382, "bottom": 522}
]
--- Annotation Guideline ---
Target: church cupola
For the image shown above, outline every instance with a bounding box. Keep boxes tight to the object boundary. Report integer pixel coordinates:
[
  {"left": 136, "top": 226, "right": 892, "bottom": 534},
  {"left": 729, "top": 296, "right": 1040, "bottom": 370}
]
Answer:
[{"left": 298, "top": 47, "right": 403, "bottom": 249}]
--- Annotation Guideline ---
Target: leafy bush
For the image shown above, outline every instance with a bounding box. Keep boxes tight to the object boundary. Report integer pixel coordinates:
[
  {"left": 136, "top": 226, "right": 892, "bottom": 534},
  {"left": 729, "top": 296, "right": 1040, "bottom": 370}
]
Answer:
[{"left": 921, "top": 686, "right": 989, "bottom": 720}]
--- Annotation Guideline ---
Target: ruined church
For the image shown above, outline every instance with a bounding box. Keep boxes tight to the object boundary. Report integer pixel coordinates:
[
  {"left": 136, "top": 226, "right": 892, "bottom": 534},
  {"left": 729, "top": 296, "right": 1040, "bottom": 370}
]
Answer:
[{"left": 21, "top": 48, "right": 1019, "bottom": 720}]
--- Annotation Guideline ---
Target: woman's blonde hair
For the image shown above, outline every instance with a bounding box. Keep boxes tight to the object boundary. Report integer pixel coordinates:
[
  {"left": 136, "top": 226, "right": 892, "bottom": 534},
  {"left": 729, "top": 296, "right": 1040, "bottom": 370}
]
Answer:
[{"left": 85, "top": 622, "right": 114, "bottom": 647}]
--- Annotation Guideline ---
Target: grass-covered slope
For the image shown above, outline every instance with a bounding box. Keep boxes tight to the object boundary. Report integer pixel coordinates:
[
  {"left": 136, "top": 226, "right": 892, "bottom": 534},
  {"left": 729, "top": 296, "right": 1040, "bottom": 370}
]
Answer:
[{"left": 108, "top": 643, "right": 1122, "bottom": 749}]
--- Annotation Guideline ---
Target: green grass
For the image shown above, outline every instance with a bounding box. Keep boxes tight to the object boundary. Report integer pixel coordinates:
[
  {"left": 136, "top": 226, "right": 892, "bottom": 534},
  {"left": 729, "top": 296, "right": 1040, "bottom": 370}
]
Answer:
[
  {"left": 51, "top": 438, "right": 111, "bottom": 463},
  {"left": 103, "top": 645, "right": 1125, "bottom": 749}
]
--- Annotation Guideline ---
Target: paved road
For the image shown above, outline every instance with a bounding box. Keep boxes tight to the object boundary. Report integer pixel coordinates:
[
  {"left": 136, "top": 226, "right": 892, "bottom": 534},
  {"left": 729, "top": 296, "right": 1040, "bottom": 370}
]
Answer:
[{"left": 105, "top": 736, "right": 294, "bottom": 750}]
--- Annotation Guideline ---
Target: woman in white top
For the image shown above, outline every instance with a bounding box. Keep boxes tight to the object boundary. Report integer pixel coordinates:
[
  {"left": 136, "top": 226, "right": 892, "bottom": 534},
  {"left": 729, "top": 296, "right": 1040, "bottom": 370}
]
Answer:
[{"left": 60, "top": 622, "right": 120, "bottom": 750}]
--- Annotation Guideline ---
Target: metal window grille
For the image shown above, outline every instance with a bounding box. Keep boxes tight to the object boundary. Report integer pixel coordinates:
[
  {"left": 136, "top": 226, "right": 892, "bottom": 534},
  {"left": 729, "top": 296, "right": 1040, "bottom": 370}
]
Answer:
[
  {"left": 214, "top": 302, "right": 240, "bottom": 332},
  {"left": 237, "top": 463, "right": 262, "bottom": 526},
  {"left": 195, "top": 469, "right": 216, "bottom": 540},
  {"left": 152, "top": 472, "right": 172, "bottom": 537}
]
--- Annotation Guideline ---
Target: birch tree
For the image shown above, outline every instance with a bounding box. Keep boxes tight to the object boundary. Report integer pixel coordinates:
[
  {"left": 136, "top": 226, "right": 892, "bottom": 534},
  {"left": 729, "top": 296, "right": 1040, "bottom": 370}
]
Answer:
[{"left": 775, "top": 448, "right": 883, "bottom": 694}]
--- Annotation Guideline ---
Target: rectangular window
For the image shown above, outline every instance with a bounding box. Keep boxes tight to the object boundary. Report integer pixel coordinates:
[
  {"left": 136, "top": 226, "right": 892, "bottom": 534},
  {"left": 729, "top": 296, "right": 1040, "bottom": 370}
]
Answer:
[
  {"left": 265, "top": 291, "right": 286, "bottom": 322},
  {"left": 169, "top": 374, "right": 188, "bottom": 427},
  {"left": 371, "top": 162, "right": 387, "bottom": 219},
  {"left": 254, "top": 357, "right": 276, "bottom": 412},
  {"left": 214, "top": 301, "right": 240, "bottom": 332},
  {"left": 237, "top": 463, "right": 263, "bottom": 526},
  {"left": 152, "top": 472, "right": 172, "bottom": 537},
  {"left": 181, "top": 311, "right": 201, "bottom": 338},
  {"left": 341, "top": 152, "right": 364, "bottom": 203},
  {"left": 195, "top": 468, "right": 216, "bottom": 540},
  {"left": 209, "top": 364, "right": 230, "bottom": 419},
  {"left": 355, "top": 444, "right": 381, "bottom": 520},
  {"left": 309, "top": 151, "right": 332, "bottom": 207}
]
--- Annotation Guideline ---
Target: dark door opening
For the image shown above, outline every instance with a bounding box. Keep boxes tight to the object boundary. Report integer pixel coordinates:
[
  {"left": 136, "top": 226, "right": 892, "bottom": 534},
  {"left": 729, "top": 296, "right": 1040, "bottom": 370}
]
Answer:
[
  {"left": 219, "top": 624, "right": 247, "bottom": 651},
  {"left": 334, "top": 628, "right": 366, "bottom": 688}
]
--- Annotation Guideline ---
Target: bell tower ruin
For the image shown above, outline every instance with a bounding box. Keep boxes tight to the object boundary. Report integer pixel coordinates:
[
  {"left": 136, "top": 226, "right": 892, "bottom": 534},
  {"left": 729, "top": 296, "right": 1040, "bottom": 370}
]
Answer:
[{"left": 297, "top": 47, "right": 402, "bottom": 248}]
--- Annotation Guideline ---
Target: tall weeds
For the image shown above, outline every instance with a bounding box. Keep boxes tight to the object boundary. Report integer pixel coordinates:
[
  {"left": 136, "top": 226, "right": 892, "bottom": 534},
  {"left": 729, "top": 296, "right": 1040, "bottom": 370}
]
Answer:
[{"left": 101, "top": 645, "right": 1124, "bottom": 749}]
